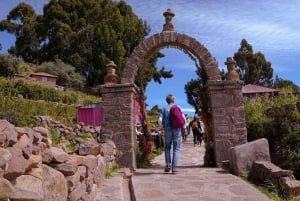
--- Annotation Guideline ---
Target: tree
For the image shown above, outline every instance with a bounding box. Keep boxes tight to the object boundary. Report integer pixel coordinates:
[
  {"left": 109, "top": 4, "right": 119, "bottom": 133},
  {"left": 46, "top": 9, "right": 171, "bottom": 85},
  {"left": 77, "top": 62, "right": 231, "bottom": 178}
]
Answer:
[
  {"left": 0, "top": 0, "right": 151, "bottom": 87},
  {"left": 184, "top": 60, "right": 222, "bottom": 112},
  {"left": 135, "top": 54, "right": 173, "bottom": 136},
  {"left": 0, "top": 3, "right": 43, "bottom": 64},
  {"left": 273, "top": 75, "right": 299, "bottom": 92},
  {"left": 233, "top": 39, "right": 273, "bottom": 86},
  {"left": 0, "top": 54, "right": 21, "bottom": 78},
  {"left": 36, "top": 59, "right": 86, "bottom": 90},
  {"left": 134, "top": 53, "right": 173, "bottom": 164}
]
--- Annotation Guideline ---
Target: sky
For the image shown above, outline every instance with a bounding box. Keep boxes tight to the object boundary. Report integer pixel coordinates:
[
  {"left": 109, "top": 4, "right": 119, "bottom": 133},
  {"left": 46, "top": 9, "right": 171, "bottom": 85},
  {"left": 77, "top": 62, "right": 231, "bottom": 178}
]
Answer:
[{"left": 1, "top": 0, "right": 300, "bottom": 116}]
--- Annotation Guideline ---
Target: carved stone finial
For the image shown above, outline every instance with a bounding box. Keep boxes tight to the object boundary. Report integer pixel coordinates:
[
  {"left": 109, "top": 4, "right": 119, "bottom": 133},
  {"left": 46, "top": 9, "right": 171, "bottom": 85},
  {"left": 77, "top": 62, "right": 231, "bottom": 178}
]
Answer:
[
  {"left": 163, "top": 8, "right": 175, "bottom": 32},
  {"left": 104, "top": 61, "right": 118, "bottom": 84},
  {"left": 225, "top": 57, "right": 240, "bottom": 81}
]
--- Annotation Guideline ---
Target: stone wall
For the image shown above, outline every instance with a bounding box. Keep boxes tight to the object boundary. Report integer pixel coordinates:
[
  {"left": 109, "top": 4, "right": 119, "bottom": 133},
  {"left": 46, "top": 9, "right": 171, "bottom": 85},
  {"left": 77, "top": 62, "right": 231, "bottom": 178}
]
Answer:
[
  {"left": 228, "top": 138, "right": 300, "bottom": 200},
  {"left": 0, "top": 119, "right": 117, "bottom": 201}
]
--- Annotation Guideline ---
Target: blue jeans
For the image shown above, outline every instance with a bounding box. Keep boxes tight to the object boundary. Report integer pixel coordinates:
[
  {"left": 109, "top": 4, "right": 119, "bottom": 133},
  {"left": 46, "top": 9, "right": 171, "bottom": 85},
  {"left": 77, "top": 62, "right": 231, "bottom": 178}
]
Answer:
[{"left": 164, "top": 127, "right": 181, "bottom": 167}]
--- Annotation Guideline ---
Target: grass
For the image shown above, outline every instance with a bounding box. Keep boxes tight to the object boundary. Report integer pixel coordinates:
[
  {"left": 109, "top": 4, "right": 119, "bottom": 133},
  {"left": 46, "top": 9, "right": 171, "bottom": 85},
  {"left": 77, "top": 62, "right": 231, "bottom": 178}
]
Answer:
[
  {"left": 105, "top": 163, "right": 120, "bottom": 179},
  {"left": 241, "top": 177, "right": 294, "bottom": 201},
  {"left": 0, "top": 77, "right": 100, "bottom": 127}
]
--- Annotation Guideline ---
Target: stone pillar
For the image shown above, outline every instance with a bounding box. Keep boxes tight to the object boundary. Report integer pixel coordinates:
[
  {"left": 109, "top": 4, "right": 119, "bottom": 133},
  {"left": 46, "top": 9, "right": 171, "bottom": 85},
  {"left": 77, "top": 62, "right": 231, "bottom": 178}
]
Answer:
[
  {"left": 100, "top": 61, "right": 138, "bottom": 170},
  {"left": 207, "top": 80, "right": 247, "bottom": 167},
  {"left": 100, "top": 83, "right": 137, "bottom": 170}
]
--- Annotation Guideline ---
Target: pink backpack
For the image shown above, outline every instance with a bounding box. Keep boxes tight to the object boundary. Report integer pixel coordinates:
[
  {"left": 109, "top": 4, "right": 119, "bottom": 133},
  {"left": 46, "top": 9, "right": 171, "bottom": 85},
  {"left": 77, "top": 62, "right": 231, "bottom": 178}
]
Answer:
[{"left": 170, "top": 105, "right": 185, "bottom": 128}]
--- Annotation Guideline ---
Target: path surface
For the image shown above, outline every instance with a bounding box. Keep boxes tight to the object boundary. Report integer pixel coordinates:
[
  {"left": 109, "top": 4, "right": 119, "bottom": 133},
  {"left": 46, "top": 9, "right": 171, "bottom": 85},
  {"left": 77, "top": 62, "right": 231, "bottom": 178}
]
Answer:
[{"left": 131, "top": 135, "right": 272, "bottom": 201}]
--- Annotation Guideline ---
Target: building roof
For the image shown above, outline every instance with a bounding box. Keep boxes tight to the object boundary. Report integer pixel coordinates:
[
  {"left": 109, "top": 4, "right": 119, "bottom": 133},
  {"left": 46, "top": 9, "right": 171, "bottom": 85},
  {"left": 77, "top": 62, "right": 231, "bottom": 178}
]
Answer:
[
  {"left": 30, "top": 72, "right": 57, "bottom": 78},
  {"left": 242, "top": 84, "right": 279, "bottom": 94}
]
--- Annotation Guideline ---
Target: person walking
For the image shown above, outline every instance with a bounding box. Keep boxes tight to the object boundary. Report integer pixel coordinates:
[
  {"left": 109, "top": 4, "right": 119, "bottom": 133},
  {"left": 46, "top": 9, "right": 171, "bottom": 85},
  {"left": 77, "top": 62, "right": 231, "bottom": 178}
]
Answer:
[
  {"left": 159, "top": 94, "right": 184, "bottom": 174},
  {"left": 189, "top": 115, "right": 203, "bottom": 146}
]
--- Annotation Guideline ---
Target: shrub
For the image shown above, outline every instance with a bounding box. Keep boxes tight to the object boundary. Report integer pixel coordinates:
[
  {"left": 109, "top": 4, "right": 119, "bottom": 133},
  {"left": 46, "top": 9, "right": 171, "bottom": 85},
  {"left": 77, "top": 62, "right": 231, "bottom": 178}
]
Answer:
[{"left": 245, "top": 95, "right": 300, "bottom": 179}]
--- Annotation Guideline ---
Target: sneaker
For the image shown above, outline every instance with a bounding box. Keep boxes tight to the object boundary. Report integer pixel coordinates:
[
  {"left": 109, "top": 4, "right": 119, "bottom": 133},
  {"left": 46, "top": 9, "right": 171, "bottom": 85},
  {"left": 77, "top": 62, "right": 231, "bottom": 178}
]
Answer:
[
  {"left": 172, "top": 167, "right": 178, "bottom": 174},
  {"left": 164, "top": 164, "right": 171, "bottom": 172}
]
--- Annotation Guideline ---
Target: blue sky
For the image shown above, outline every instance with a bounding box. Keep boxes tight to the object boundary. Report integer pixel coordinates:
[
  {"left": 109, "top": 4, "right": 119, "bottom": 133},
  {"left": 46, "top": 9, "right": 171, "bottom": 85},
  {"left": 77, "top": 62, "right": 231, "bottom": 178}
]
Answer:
[{"left": 1, "top": 0, "right": 300, "bottom": 115}]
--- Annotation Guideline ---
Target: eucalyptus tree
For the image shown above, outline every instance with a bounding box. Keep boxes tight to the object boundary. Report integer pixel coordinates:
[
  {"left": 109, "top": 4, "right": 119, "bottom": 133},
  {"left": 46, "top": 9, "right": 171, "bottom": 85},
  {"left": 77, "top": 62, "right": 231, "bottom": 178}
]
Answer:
[
  {"left": 41, "top": 0, "right": 152, "bottom": 86},
  {"left": 0, "top": 3, "right": 43, "bottom": 64},
  {"left": 233, "top": 39, "right": 273, "bottom": 86}
]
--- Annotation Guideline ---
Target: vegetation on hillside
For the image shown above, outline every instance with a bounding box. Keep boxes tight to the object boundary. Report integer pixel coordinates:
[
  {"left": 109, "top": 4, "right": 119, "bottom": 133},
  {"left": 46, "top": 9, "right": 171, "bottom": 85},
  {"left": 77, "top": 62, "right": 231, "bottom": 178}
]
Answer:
[{"left": 0, "top": 77, "right": 99, "bottom": 127}]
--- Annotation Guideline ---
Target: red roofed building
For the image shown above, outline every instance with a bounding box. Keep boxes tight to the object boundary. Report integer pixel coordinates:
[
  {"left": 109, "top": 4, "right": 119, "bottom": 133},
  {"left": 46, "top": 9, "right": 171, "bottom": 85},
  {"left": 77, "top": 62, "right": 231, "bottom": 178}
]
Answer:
[
  {"left": 242, "top": 84, "right": 279, "bottom": 98},
  {"left": 29, "top": 72, "right": 57, "bottom": 87}
]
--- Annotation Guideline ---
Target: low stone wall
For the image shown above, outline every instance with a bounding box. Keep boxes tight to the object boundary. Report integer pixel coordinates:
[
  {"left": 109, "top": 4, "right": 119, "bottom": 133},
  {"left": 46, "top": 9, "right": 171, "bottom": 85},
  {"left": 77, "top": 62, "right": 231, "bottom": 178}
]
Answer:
[
  {"left": 228, "top": 138, "right": 300, "bottom": 199},
  {"left": 250, "top": 161, "right": 300, "bottom": 199},
  {"left": 0, "top": 119, "right": 117, "bottom": 201}
]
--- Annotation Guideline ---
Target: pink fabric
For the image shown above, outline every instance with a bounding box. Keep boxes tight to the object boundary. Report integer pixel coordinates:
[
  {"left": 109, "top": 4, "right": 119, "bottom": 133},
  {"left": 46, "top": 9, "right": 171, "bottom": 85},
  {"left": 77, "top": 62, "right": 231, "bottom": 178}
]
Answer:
[
  {"left": 78, "top": 108, "right": 102, "bottom": 126},
  {"left": 135, "top": 98, "right": 142, "bottom": 125},
  {"left": 78, "top": 99, "right": 142, "bottom": 126}
]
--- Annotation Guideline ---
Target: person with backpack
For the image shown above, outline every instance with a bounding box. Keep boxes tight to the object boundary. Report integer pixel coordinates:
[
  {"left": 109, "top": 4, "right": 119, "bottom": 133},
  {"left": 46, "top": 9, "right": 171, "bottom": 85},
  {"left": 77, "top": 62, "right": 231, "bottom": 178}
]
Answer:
[
  {"left": 159, "top": 94, "right": 185, "bottom": 174},
  {"left": 189, "top": 115, "right": 204, "bottom": 147}
]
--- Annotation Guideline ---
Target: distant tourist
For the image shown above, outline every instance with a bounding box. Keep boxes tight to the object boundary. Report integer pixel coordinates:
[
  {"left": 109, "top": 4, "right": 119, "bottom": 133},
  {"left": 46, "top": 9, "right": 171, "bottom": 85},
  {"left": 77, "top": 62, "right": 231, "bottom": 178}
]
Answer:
[
  {"left": 182, "top": 115, "right": 190, "bottom": 142},
  {"left": 189, "top": 115, "right": 204, "bottom": 146}
]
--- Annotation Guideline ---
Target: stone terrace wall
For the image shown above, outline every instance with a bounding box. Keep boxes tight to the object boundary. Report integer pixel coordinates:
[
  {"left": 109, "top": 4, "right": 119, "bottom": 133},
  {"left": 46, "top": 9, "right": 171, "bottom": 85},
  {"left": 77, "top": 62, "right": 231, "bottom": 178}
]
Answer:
[{"left": 0, "top": 119, "right": 117, "bottom": 201}]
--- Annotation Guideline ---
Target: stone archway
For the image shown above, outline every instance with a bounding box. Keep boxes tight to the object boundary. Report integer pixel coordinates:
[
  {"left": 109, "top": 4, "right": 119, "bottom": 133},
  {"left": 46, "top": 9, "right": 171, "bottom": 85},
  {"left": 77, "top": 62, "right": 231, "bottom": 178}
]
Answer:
[
  {"left": 100, "top": 9, "right": 247, "bottom": 170},
  {"left": 121, "top": 31, "right": 221, "bottom": 84}
]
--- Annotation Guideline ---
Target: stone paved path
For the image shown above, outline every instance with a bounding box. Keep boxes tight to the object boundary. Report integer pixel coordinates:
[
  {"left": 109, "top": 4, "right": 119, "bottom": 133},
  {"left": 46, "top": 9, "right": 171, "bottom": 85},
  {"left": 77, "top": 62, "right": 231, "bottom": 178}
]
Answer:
[{"left": 131, "top": 135, "right": 272, "bottom": 201}]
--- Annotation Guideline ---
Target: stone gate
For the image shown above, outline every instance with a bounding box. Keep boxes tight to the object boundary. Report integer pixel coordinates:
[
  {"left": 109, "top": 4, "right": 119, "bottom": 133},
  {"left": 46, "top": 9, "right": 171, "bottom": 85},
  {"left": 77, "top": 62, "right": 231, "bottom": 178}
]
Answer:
[{"left": 100, "top": 9, "right": 247, "bottom": 170}]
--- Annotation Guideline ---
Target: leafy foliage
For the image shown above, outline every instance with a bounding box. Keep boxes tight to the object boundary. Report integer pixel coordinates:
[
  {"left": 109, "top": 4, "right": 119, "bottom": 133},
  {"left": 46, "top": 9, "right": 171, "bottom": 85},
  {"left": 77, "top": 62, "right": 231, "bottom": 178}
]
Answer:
[
  {"left": 0, "top": 54, "right": 21, "bottom": 78},
  {"left": 0, "top": 94, "right": 76, "bottom": 127},
  {"left": 245, "top": 95, "right": 300, "bottom": 179},
  {"left": 233, "top": 39, "right": 273, "bottom": 86},
  {"left": 273, "top": 75, "right": 299, "bottom": 92},
  {"left": 0, "top": 77, "right": 99, "bottom": 104},
  {"left": 0, "top": 78, "right": 78, "bottom": 104},
  {"left": 184, "top": 64, "right": 209, "bottom": 112},
  {"left": 105, "top": 162, "right": 120, "bottom": 179},
  {"left": 36, "top": 59, "right": 86, "bottom": 90},
  {"left": 0, "top": 3, "right": 42, "bottom": 64},
  {"left": 0, "top": 77, "right": 99, "bottom": 127},
  {"left": 0, "top": 0, "right": 151, "bottom": 87}
]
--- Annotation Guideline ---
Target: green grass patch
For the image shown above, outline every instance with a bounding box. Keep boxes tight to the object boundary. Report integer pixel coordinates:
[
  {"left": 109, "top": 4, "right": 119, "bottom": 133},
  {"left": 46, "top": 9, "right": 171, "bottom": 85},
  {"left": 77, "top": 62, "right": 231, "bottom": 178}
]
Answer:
[
  {"left": 105, "top": 163, "right": 120, "bottom": 179},
  {"left": 240, "top": 177, "right": 294, "bottom": 201}
]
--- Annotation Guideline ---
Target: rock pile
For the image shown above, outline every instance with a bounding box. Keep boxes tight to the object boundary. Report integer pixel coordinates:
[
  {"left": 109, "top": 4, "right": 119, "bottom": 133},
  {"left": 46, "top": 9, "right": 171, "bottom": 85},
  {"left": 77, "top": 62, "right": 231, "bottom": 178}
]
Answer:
[
  {"left": 0, "top": 119, "right": 117, "bottom": 201},
  {"left": 34, "top": 115, "right": 102, "bottom": 144},
  {"left": 229, "top": 138, "right": 300, "bottom": 200}
]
